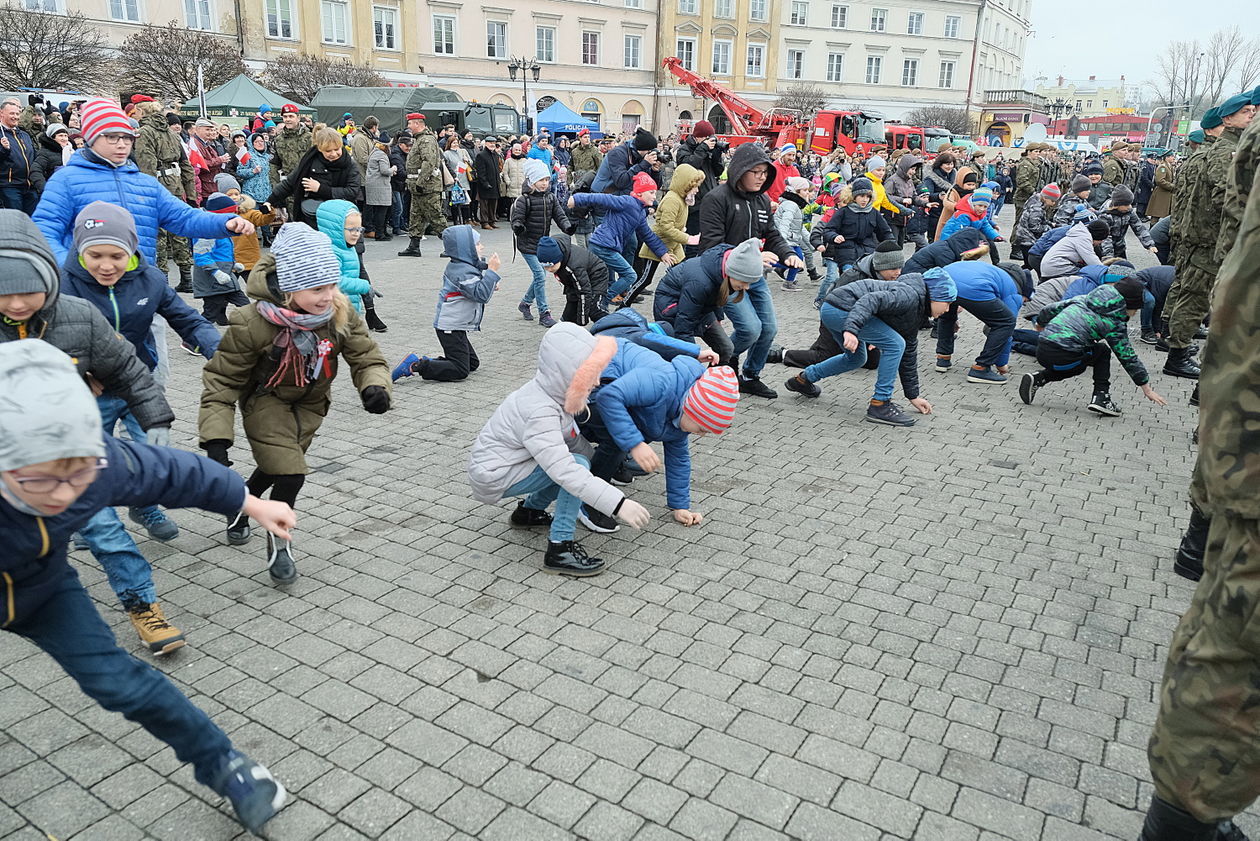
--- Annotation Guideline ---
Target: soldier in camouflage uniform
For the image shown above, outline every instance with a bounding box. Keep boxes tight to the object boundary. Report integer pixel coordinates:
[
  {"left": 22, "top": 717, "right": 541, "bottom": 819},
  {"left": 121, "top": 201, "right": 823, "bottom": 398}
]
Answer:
[
  {"left": 397, "top": 113, "right": 446, "bottom": 257},
  {"left": 1163, "top": 95, "right": 1256, "bottom": 379},
  {"left": 1011, "top": 144, "right": 1042, "bottom": 251},
  {"left": 1140, "top": 96, "right": 1260, "bottom": 841},
  {"left": 1102, "top": 143, "right": 1126, "bottom": 187},
  {"left": 272, "top": 104, "right": 312, "bottom": 213},
  {"left": 134, "top": 100, "right": 196, "bottom": 292}
]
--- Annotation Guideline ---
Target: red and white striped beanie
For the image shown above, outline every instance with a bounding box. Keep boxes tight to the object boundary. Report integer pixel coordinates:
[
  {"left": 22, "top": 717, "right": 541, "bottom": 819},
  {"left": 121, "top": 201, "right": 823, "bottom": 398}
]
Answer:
[
  {"left": 682, "top": 366, "right": 739, "bottom": 434},
  {"left": 79, "top": 98, "right": 137, "bottom": 147}
]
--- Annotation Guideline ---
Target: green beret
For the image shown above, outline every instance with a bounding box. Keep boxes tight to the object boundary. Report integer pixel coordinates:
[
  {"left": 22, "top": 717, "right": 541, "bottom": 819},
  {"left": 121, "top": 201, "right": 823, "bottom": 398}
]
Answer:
[
  {"left": 1188, "top": 129, "right": 1206, "bottom": 144},
  {"left": 1251, "top": 85, "right": 1260, "bottom": 106},
  {"left": 1199, "top": 107, "right": 1222, "bottom": 130},
  {"left": 1218, "top": 92, "right": 1252, "bottom": 118}
]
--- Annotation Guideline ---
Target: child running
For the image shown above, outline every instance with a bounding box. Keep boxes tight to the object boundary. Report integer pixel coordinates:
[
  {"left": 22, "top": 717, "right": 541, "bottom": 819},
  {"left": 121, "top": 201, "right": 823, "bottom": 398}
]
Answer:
[
  {"left": 315, "top": 199, "right": 374, "bottom": 313},
  {"left": 512, "top": 159, "right": 571, "bottom": 329},
  {"left": 571, "top": 172, "right": 676, "bottom": 310},
  {"left": 199, "top": 223, "right": 391, "bottom": 584}
]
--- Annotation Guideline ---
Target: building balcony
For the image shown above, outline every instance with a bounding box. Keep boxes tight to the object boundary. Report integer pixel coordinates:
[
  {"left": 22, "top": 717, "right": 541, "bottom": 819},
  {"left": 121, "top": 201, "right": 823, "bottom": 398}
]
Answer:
[{"left": 982, "top": 89, "right": 1046, "bottom": 109}]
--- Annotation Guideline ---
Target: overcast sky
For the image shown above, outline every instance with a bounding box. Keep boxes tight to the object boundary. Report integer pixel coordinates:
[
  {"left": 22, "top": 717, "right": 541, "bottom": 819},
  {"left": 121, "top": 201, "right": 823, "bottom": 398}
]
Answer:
[{"left": 1023, "top": 0, "right": 1253, "bottom": 97}]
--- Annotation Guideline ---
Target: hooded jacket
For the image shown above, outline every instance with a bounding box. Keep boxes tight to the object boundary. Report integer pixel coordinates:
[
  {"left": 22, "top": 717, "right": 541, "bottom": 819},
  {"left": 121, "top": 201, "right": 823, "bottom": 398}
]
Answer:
[
  {"left": 1018, "top": 272, "right": 1078, "bottom": 321},
  {"left": 433, "top": 226, "right": 500, "bottom": 332},
  {"left": 1034, "top": 284, "right": 1148, "bottom": 386},
  {"left": 1062, "top": 264, "right": 1118, "bottom": 299},
  {"left": 265, "top": 144, "right": 363, "bottom": 226},
  {"left": 639, "top": 163, "right": 701, "bottom": 262},
  {"left": 903, "top": 228, "right": 985, "bottom": 275},
  {"left": 774, "top": 190, "right": 810, "bottom": 253},
  {"left": 884, "top": 155, "right": 925, "bottom": 222},
  {"left": 652, "top": 244, "right": 731, "bottom": 342},
  {"left": 864, "top": 168, "right": 905, "bottom": 218},
  {"left": 573, "top": 193, "right": 668, "bottom": 257},
  {"left": 468, "top": 322, "right": 625, "bottom": 515},
  {"left": 589, "top": 309, "right": 704, "bottom": 362},
  {"left": 510, "top": 186, "right": 571, "bottom": 254},
  {"left": 697, "top": 144, "right": 792, "bottom": 261},
  {"left": 941, "top": 261, "right": 1025, "bottom": 316},
  {"left": 550, "top": 233, "right": 609, "bottom": 325},
  {"left": 236, "top": 141, "right": 274, "bottom": 203},
  {"left": 823, "top": 274, "right": 929, "bottom": 400},
  {"left": 33, "top": 149, "right": 233, "bottom": 267},
  {"left": 676, "top": 136, "right": 725, "bottom": 201},
  {"left": 315, "top": 199, "right": 373, "bottom": 311},
  {"left": 33, "top": 131, "right": 67, "bottom": 192},
  {"left": 809, "top": 201, "right": 894, "bottom": 266},
  {"left": 1012, "top": 192, "right": 1053, "bottom": 248},
  {"left": 0, "top": 211, "right": 173, "bottom": 431},
  {"left": 1040, "top": 222, "right": 1102, "bottom": 279},
  {"left": 940, "top": 194, "right": 1000, "bottom": 241}
]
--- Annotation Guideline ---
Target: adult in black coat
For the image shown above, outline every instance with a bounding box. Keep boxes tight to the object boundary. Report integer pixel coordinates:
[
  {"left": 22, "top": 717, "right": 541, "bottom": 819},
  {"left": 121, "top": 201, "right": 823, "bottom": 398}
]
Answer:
[
  {"left": 33, "top": 124, "right": 69, "bottom": 192},
  {"left": 473, "top": 138, "right": 503, "bottom": 229},
  {"left": 389, "top": 136, "right": 411, "bottom": 234},
  {"left": 262, "top": 135, "right": 362, "bottom": 226},
  {"left": 675, "top": 121, "right": 727, "bottom": 242},
  {"left": 903, "top": 228, "right": 988, "bottom": 275}
]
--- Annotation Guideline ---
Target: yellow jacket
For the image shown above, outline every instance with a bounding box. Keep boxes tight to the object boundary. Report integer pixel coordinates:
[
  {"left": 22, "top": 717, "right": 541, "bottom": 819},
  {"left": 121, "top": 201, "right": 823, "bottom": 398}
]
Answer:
[{"left": 865, "top": 170, "right": 905, "bottom": 217}]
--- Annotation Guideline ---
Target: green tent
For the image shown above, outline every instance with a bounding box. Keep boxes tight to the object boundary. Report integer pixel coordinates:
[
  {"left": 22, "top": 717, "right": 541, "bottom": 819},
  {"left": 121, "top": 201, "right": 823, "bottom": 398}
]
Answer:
[{"left": 178, "top": 74, "right": 314, "bottom": 121}]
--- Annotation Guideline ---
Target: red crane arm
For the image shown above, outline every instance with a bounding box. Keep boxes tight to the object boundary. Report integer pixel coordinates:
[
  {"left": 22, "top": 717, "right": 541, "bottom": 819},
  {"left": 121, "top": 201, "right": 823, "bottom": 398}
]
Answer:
[{"left": 661, "top": 56, "right": 765, "bottom": 136}]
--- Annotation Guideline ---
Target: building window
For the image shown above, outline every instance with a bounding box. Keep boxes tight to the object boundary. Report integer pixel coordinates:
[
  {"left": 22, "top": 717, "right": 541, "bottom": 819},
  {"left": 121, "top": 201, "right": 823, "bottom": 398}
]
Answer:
[
  {"left": 715, "top": 0, "right": 733, "bottom": 16},
  {"left": 373, "top": 6, "right": 397, "bottom": 50},
  {"left": 1086, "top": 99, "right": 1093, "bottom": 109},
  {"left": 582, "top": 31, "right": 600, "bottom": 65},
  {"left": 185, "top": 0, "right": 212, "bottom": 29},
  {"left": 906, "top": 11, "right": 923, "bottom": 34},
  {"left": 266, "top": 0, "right": 294, "bottom": 37},
  {"left": 870, "top": 8, "right": 885, "bottom": 31},
  {"left": 676, "top": 37, "right": 696, "bottom": 70},
  {"left": 827, "top": 52, "right": 843, "bottom": 81},
  {"left": 790, "top": 1, "right": 808, "bottom": 24},
  {"left": 624, "top": 34, "right": 641, "bottom": 68},
  {"left": 24, "top": 0, "right": 64, "bottom": 10},
  {"left": 938, "top": 60, "right": 955, "bottom": 88},
  {"left": 785, "top": 48, "right": 804, "bottom": 79},
  {"left": 678, "top": 0, "right": 696, "bottom": 13},
  {"left": 1075, "top": 99, "right": 1082, "bottom": 112},
  {"left": 109, "top": 0, "right": 141, "bottom": 21},
  {"left": 320, "top": 0, "right": 348, "bottom": 44},
  {"left": 747, "top": 44, "right": 764, "bottom": 77},
  {"left": 944, "top": 15, "right": 960, "bottom": 37},
  {"left": 433, "top": 14, "right": 454, "bottom": 54},
  {"left": 865, "top": 55, "right": 881, "bottom": 84},
  {"left": 624, "top": 0, "right": 642, "bottom": 7},
  {"left": 830, "top": 3, "right": 846, "bottom": 27},
  {"left": 749, "top": 0, "right": 767, "bottom": 21},
  {"left": 901, "top": 58, "right": 917, "bottom": 86},
  {"left": 486, "top": 20, "right": 506, "bottom": 58},
  {"left": 536, "top": 26, "right": 555, "bottom": 62},
  {"left": 712, "top": 40, "right": 731, "bottom": 75}
]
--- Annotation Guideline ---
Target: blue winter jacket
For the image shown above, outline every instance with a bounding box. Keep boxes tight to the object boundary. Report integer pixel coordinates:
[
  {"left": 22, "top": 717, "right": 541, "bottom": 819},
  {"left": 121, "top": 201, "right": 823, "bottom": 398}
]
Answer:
[
  {"left": 589, "top": 309, "right": 703, "bottom": 361},
  {"left": 572, "top": 193, "right": 668, "bottom": 257},
  {"left": 236, "top": 144, "right": 273, "bottom": 203},
  {"left": 192, "top": 232, "right": 238, "bottom": 299},
  {"left": 1028, "top": 225, "right": 1070, "bottom": 258},
  {"left": 594, "top": 345, "right": 704, "bottom": 510},
  {"left": 433, "top": 226, "right": 500, "bottom": 332},
  {"left": 315, "top": 199, "right": 372, "bottom": 312},
  {"left": 1062, "top": 265, "right": 1112, "bottom": 299},
  {"left": 943, "top": 261, "right": 1025, "bottom": 318},
  {"left": 60, "top": 255, "right": 221, "bottom": 368},
  {"left": 652, "top": 244, "right": 729, "bottom": 343},
  {"left": 33, "top": 148, "right": 232, "bottom": 267},
  {"left": 526, "top": 145, "right": 554, "bottom": 173},
  {"left": 939, "top": 206, "right": 1001, "bottom": 242},
  {"left": 0, "top": 435, "right": 246, "bottom": 628}
]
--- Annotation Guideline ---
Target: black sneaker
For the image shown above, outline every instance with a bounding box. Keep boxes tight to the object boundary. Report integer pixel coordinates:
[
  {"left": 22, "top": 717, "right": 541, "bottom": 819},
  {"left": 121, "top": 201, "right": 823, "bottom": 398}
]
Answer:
[
  {"left": 544, "top": 541, "right": 605, "bottom": 576},
  {"left": 1189, "top": 383, "right": 1200, "bottom": 407},
  {"left": 578, "top": 505, "right": 619, "bottom": 533},
  {"left": 266, "top": 534, "right": 297, "bottom": 585},
  {"left": 610, "top": 466, "right": 637, "bottom": 485},
  {"left": 211, "top": 751, "right": 287, "bottom": 833},
  {"left": 1019, "top": 371, "right": 1046, "bottom": 405},
  {"left": 784, "top": 374, "right": 821, "bottom": 398},
  {"left": 865, "top": 401, "right": 916, "bottom": 426},
  {"left": 766, "top": 345, "right": 784, "bottom": 364},
  {"left": 509, "top": 503, "right": 553, "bottom": 528},
  {"left": 226, "top": 514, "right": 251, "bottom": 545},
  {"left": 1140, "top": 331, "right": 1159, "bottom": 345},
  {"left": 738, "top": 374, "right": 778, "bottom": 399},
  {"left": 1087, "top": 392, "right": 1122, "bottom": 416}
]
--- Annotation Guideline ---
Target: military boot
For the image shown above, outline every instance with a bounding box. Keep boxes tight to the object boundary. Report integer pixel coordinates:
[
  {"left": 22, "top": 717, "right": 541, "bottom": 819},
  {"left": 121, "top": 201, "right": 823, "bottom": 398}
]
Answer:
[
  {"left": 175, "top": 265, "right": 193, "bottom": 293},
  {"left": 397, "top": 237, "right": 422, "bottom": 257},
  {"left": 1174, "top": 504, "right": 1212, "bottom": 582},
  {"left": 1137, "top": 795, "right": 1243, "bottom": 841},
  {"left": 1163, "top": 347, "right": 1201, "bottom": 379}
]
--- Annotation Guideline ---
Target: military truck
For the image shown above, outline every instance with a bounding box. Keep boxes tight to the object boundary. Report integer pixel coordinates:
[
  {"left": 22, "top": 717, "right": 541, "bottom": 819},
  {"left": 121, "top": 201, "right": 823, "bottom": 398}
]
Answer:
[{"left": 312, "top": 86, "right": 519, "bottom": 137}]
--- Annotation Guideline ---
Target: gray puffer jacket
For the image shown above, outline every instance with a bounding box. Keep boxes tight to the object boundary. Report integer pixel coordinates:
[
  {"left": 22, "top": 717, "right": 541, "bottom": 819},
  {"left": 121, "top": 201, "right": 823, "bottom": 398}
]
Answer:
[
  {"left": 1039, "top": 222, "right": 1103, "bottom": 279},
  {"left": 468, "top": 322, "right": 625, "bottom": 515},
  {"left": 433, "top": 226, "right": 499, "bottom": 332}
]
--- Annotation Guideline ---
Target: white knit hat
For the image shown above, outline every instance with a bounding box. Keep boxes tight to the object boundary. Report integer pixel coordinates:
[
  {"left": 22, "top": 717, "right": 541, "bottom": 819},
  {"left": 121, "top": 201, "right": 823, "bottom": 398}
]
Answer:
[{"left": 270, "top": 223, "right": 341, "bottom": 292}]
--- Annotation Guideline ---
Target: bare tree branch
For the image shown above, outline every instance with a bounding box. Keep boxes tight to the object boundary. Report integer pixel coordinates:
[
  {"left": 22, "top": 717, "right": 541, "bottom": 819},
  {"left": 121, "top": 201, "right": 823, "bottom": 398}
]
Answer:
[
  {"left": 121, "top": 22, "right": 246, "bottom": 102},
  {"left": 0, "top": 3, "right": 110, "bottom": 91},
  {"left": 774, "top": 83, "right": 827, "bottom": 117},
  {"left": 1203, "top": 27, "right": 1246, "bottom": 105},
  {"left": 261, "top": 54, "right": 386, "bottom": 105},
  {"left": 903, "top": 105, "right": 973, "bottom": 134},
  {"left": 1236, "top": 35, "right": 1260, "bottom": 91}
]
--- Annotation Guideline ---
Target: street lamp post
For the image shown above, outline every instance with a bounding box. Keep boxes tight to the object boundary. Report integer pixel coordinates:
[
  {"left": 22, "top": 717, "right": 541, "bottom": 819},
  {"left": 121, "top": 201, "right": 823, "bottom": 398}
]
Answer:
[{"left": 507, "top": 56, "right": 541, "bottom": 136}]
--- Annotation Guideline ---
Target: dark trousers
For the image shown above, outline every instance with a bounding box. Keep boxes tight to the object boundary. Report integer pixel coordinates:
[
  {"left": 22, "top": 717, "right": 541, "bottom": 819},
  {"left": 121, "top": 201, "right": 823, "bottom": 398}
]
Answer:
[
  {"left": 0, "top": 183, "right": 37, "bottom": 215},
  {"left": 8, "top": 568, "right": 232, "bottom": 788},
  {"left": 246, "top": 469, "right": 306, "bottom": 509},
  {"left": 784, "top": 322, "right": 880, "bottom": 370},
  {"left": 419, "top": 330, "right": 479, "bottom": 382},
  {"left": 201, "top": 290, "right": 249, "bottom": 326},
  {"left": 1036, "top": 340, "right": 1110, "bottom": 391},
  {"left": 365, "top": 204, "right": 390, "bottom": 238},
  {"left": 936, "top": 297, "right": 1015, "bottom": 368},
  {"left": 576, "top": 396, "right": 625, "bottom": 482},
  {"left": 478, "top": 198, "right": 498, "bottom": 225}
]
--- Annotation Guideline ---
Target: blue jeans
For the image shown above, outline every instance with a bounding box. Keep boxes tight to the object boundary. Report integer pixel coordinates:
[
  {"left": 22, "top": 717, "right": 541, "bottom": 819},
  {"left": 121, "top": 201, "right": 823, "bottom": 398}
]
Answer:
[
  {"left": 815, "top": 259, "right": 840, "bottom": 304},
  {"left": 725, "top": 277, "right": 778, "bottom": 376},
  {"left": 775, "top": 247, "right": 805, "bottom": 284},
  {"left": 0, "top": 183, "right": 37, "bottom": 215},
  {"left": 520, "top": 252, "right": 550, "bottom": 313},
  {"left": 1012, "top": 328, "right": 1040, "bottom": 356},
  {"left": 82, "top": 395, "right": 158, "bottom": 608},
  {"left": 7, "top": 567, "right": 233, "bottom": 788},
  {"left": 390, "top": 189, "right": 407, "bottom": 232},
  {"left": 805, "top": 304, "right": 905, "bottom": 401},
  {"left": 503, "top": 453, "right": 590, "bottom": 542},
  {"left": 591, "top": 243, "right": 637, "bottom": 305},
  {"left": 1141, "top": 289, "right": 1156, "bottom": 333}
]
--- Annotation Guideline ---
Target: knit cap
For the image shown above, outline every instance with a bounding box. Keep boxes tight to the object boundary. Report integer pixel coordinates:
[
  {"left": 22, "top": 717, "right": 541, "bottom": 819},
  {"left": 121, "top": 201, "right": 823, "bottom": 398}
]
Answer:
[
  {"left": 45, "top": 123, "right": 68, "bottom": 139},
  {"left": 1074, "top": 204, "right": 1096, "bottom": 222},
  {"left": 523, "top": 158, "right": 549, "bottom": 186},
  {"left": 259, "top": 103, "right": 272, "bottom": 114},
  {"left": 722, "top": 238, "right": 764, "bottom": 284},
  {"left": 971, "top": 186, "right": 994, "bottom": 204},
  {"left": 204, "top": 192, "right": 238, "bottom": 213},
  {"left": 79, "top": 98, "right": 136, "bottom": 146},
  {"left": 166, "top": 112, "right": 183, "bottom": 127},
  {"left": 633, "top": 127, "right": 658, "bottom": 151},
  {"left": 631, "top": 172, "right": 658, "bottom": 195},
  {"left": 866, "top": 156, "right": 886, "bottom": 171},
  {"left": 1081, "top": 161, "right": 1104, "bottom": 176},
  {"left": 920, "top": 268, "right": 957, "bottom": 302},
  {"left": 870, "top": 241, "right": 905, "bottom": 272},
  {"left": 536, "top": 236, "right": 564, "bottom": 266},
  {"left": 1104, "top": 264, "right": 1137, "bottom": 282},
  {"left": 780, "top": 143, "right": 798, "bottom": 155},
  {"left": 1040, "top": 183, "right": 1062, "bottom": 201},
  {"left": 681, "top": 366, "right": 739, "bottom": 435},
  {"left": 214, "top": 172, "right": 241, "bottom": 194},
  {"left": 1111, "top": 185, "right": 1135, "bottom": 206},
  {"left": 270, "top": 222, "right": 341, "bottom": 292},
  {"left": 998, "top": 261, "right": 1033, "bottom": 298},
  {"left": 0, "top": 340, "right": 105, "bottom": 474},
  {"left": 784, "top": 176, "right": 810, "bottom": 194},
  {"left": 72, "top": 201, "right": 139, "bottom": 258},
  {"left": 0, "top": 210, "right": 60, "bottom": 299},
  {"left": 1087, "top": 220, "right": 1110, "bottom": 240},
  {"left": 850, "top": 177, "right": 874, "bottom": 197},
  {"left": 691, "top": 120, "right": 715, "bottom": 139}
]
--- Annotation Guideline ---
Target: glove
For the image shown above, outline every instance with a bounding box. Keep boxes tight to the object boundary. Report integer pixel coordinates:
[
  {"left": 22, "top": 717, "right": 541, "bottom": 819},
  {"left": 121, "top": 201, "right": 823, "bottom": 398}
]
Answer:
[
  {"left": 145, "top": 427, "right": 171, "bottom": 448},
  {"left": 212, "top": 269, "right": 235, "bottom": 287},
  {"left": 361, "top": 386, "right": 390, "bottom": 414},
  {"left": 203, "top": 439, "right": 232, "bottom": 466}
]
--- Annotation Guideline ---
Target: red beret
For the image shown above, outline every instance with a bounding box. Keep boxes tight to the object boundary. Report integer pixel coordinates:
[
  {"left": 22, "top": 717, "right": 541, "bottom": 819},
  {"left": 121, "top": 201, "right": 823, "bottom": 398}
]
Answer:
[
  {"left": 405, "top": 112, "right": 425, "bottom": 121},
  {"left": 130, "top": 94, "right": 155, "bottom": 104},
  {"left": 577, "top": 128, "right": 589, "bottom": 137},
  {"left": 280, "top": 104, "right": 299, "bottom": 114}
]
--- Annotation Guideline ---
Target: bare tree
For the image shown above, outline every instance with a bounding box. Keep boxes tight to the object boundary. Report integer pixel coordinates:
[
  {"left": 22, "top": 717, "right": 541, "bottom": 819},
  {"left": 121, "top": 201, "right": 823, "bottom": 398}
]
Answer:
[
  {"left": 1236, "top": 34, "right": 1260, "bottom": 91},
  {"left": 121, "top": 22, "right": 246, "bottom": 102},
  {"left": 1150, "top": 39, "right": 1208, "bottom": 117},
  {"left": 775, "top": 83, "right": 827, "bottom": 116},
  {"left": 903, "top": 105, "right": 973, "bottom": 134},
  {"left": 1203, "top": 27, "right": 1249, "bottom": 105},
  {"left": 262, "top": 54, "right": 386, "bottom": 104},
  {"left": 0, "top": 3, "right": 111, "bottom": 91}
]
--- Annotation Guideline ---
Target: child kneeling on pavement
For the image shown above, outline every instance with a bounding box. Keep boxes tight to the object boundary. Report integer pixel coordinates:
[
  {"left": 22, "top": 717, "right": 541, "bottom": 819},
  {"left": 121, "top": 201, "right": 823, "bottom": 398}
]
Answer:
[
  {"left": 785, "top": 268, "right": 957, "bottom": 427},
  {"left": 468, "top": 323, "right": 652, "bottom": 576}
]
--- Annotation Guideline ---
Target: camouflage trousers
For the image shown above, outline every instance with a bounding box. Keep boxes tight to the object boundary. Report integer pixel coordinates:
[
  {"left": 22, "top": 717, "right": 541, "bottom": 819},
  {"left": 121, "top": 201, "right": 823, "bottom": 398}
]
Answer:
[
  {"left": 1012, "top": 191, "right": 1033, "bottom": 230},
  {"left": 155, "top": 229, "right": 192, "bottom": 273},
  {"left": 1165, "top": 247, "right": 1217, "bottom": 348},
  {"left": 408, "top": 190, "right": 448, "bottom": 238},
  {"left": 1149, "top": 514, "right": 1260, "bottom": 821}
]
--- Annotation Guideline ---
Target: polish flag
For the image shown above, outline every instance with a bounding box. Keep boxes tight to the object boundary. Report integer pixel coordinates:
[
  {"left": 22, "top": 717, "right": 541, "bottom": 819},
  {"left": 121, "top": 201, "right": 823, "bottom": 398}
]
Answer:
[{"left": 235, "top": 146, "right": 251, "bottom": 166}]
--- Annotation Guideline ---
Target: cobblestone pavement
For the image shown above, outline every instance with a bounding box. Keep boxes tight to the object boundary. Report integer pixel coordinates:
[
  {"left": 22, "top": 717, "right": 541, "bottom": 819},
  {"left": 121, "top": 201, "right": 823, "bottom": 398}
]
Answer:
[{"left": 1, "top": 207, "right": 1238, "bottom": 841}]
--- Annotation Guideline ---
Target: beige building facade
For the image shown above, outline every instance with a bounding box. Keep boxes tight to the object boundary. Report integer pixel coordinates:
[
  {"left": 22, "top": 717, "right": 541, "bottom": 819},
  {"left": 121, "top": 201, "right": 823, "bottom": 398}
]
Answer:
[{"left": 1033, "top": 75, "right": 1130, "bottom": 118}]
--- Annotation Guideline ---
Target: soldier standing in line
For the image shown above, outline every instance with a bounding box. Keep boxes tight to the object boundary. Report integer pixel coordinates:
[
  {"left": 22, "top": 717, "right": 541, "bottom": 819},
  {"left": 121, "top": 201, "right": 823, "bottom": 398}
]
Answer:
[
  {"left": 397, "top": 113, "right": 447, "bottom": 258},
  {"left": 134, "top": 98, "right": 196, "bottom": 294},
  {"left": 1011, "top": 144, "right": 1042, "bottom": 257},
  {"left": 271, "top": 104, "right": 312, "bottom": 215},
  {"left": 1103, "top": 142, "right": 1127, "bottom": 187}
]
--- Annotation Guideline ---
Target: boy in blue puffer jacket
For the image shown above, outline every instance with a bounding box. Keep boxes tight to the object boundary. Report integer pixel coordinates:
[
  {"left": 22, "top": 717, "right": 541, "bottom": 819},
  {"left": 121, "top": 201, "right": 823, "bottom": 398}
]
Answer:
[
  {"left": 392, "top": 225, "right": 501, "bottom": 383},
  {"left": 569, "top": 171, "right": 674, "bottom": 310},
  {"left": 192, "top": 192, "right": 249, "bottom": 325},
  {"left": 933, "top": 260, "right": 1032, "bottom": 384},
  {"left": 315, "top": 199, "right": 374, "bottom": 314}
]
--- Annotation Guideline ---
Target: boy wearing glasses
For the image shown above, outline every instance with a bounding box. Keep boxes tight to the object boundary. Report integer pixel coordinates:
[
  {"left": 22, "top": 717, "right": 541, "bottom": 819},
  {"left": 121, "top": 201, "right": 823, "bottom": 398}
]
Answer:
[{"left": 0, "top": 338, "right": 294, "bottom": 834}]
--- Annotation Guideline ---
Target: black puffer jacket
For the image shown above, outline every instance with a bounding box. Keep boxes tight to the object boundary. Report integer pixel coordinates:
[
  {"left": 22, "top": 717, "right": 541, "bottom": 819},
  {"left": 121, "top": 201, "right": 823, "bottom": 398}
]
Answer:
[
  {"left": 510, "top": 188, "right": 571, "bottom": 254},
  {"left": 653, "top": 244, "right": 729, "bottom": 342},
  {"left": 550, "top": 233, "right": 608, "bottom": 325},
  {"left": 265, "top": 145, "right": 363, "bottom": 226},
  {"left": 810, "top": 204, "right": 894, "bottom": 266},
  {"left": 697, "top": 144, "right": 792, "bottom": 261},
  {"left": 676, "top": 137, "right": 727, "bottom": 202},
  {"left": 823, "top": 274, "right": 929, "bottom": 400},
  {"left": 33, "top": 131, "right": 65, "bottom": 192},
  {"left": 903, "top": 228, "right": 984, "bottom": 275}
]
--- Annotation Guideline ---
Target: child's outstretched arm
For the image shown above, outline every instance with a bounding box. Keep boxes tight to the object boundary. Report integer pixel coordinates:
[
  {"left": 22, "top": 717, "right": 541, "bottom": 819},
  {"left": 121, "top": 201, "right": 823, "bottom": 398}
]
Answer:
[{"left": 157, "top": 285, "right": 222, "bottom": 359}]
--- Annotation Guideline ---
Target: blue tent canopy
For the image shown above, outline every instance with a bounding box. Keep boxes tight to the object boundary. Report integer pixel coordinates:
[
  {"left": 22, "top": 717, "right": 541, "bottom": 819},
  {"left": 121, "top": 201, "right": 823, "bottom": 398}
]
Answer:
[{"left": 536, "top": 101, "right": 603, "bottom": 136}]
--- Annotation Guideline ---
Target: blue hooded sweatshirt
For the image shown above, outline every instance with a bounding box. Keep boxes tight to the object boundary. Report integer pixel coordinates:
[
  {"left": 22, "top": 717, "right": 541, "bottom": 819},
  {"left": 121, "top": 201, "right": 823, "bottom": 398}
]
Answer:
[
  {"left": 1063, "top": 264, "right": 1114, "bottom": 299},
  {"left": 941, "top": 261, "right": 1025, "bottom": 317},
  {"left": 315, "top": 199, "right": 372, "bottom": 312},
  {"left": 572, "top": 193, "right": 668, "bottom": 257},
  {"left": 433, "top": 225, "right": 500, "bottom": 332}
]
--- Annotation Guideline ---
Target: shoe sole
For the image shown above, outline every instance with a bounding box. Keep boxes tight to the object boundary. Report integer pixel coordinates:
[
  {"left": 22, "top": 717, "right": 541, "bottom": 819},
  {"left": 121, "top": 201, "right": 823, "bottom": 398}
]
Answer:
[
  {"left": 1018, "top": 376, "right": 1037, "bottom": 405},
  {"left": 227, "top": 531, "right": 251, "bottom": 546},
  {"left": 966, "top": 375, "right": 1007, "bottom": 384},
  {"left": 934, "top": 365, "right": 951, "bottom": 372},
  {"left": 578, "top": 511, "right": 620, "bottom": 533},
  {"left": 1162, "top": 368, "right": 1200, "bottom": 380},
  {"left": 147, "top": 636, "right": 186, "bottom": 655},
  {"left": 543, "top": 564, "right": 605, "bottom": 577},
  {"left": 509, "top": 519, "right": 553, "bottom": 529},
  {"left": 1087, "top": 405, "right": 1122, "bottom": 417},
  {"left": 1173, "top": 559, "right": 1203, "bottom": 582},
  {"left": 865, "top": 415, "right": 916, "bottom": 427}
]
